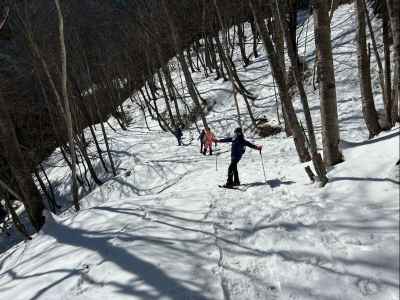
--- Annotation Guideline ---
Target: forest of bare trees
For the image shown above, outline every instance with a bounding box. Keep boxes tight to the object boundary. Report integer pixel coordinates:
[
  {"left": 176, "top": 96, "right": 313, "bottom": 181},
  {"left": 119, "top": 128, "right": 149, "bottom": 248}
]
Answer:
[{"left": 0, "top": 0, "right": 398, "bottom": 236}]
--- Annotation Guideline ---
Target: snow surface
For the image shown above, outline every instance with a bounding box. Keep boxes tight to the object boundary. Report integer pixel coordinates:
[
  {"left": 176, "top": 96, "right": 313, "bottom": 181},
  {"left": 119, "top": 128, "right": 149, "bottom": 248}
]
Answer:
[{"left": 0, "top": 4, "right": 399, "bottom": 300}]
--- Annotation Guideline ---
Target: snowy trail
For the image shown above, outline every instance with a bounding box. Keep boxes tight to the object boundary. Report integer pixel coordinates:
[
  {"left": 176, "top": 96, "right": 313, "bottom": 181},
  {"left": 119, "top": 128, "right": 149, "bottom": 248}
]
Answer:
[{"left": 0, "top": 125, "right": 398, "bottom": 299}]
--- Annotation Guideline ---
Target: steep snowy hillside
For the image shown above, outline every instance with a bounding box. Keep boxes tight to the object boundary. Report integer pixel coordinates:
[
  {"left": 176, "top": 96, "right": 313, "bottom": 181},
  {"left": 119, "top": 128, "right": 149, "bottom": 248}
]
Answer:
[{"left": 0, "top": 4, "right": 398, "bottom": 300}]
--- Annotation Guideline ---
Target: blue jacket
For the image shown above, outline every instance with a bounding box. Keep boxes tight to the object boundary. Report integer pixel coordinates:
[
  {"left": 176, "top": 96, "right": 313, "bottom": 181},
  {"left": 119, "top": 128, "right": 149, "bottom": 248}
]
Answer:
[
  {"left": 219, "top": 133, "right": 258, "bottom": 161},
  {"left": 174, "top": 128, "right": 183, "bottom": 138}
]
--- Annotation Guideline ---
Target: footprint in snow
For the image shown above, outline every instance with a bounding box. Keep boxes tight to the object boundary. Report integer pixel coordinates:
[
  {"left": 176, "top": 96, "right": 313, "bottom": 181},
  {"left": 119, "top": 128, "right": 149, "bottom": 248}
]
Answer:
[{"left": 357, "top": 278, "right": 380, "bottom": 296}]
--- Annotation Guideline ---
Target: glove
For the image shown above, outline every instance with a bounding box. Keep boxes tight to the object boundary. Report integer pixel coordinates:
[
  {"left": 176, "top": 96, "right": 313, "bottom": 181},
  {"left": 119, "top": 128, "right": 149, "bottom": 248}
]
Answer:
[{"left": 256, "top": 145, "right": 262, "bottom": 151}]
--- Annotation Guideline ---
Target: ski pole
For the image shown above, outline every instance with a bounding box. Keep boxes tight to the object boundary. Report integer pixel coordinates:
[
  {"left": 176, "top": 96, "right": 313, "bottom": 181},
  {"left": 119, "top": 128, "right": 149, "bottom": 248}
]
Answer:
[
  {"left": 215, "top": 145, "right": 218, "bottom": 171},
  {"left": 260, "top": 151, "right": 267, "bottom": 182}
]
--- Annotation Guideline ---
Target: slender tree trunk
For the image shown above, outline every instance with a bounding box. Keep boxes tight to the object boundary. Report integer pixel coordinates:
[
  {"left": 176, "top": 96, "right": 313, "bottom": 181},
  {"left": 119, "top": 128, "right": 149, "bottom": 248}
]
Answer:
[
  {"left": 383, "top": 14, "right": 393, "bottom": 126},
  {"left": 363, "top": 0, "right": 390, "bottom": 128},
  {"left": 203, "top": 36, "right": 214, "bottom": 73},
  {"left": 250, "top": 18, "right": 259, "bottom": 58},
  {"left": 313, "top": 0, "right": 343, "bottom": 166},
  {"left": 161, "top": 0, "right": 208, "bottom": 128},
  {"left": 275, "top": 0, "right": 328, "bottom": 184},
  {"left": 88, "top": 125, "right": 109, "bottom": 173},
  {"left": 177, "top": 52, "right": 209, "bottom": 128},
  {"left": 386, "top": 0, "right": 400, "bottom": 123},
  {"left": 194, "top": 40, "right": 209, "bottom": 76},
  {"left": 40, "top": 163, "right": 59, "bottom": 208},
  {"left": 355, "top": 0, "right": 382, "bottom": 137},
  {"left": 163, "top": 65, "right": 184, "bottom": 126},
  {"left": 288, "top": 0, "right": 300, "bottom": 68},
  {"left": 55, "top": 0, "right": 79, "bottom": 210},
  {"left": 34, "top": 169, "right": 55, "bottom": 213},
  {"left": 207, "top": 35, "right": 221, "bottom": 78},
  {"left": 76, "top": 133, "right": 103, "bottom": 186},
  {"left": 237, "top": 23, "right": 250, "bottom": 66},
  {"left": 139, "top": 87, "right": 156, "bottom": 120},
  {"left": 249, "top": 0, "right": 310, "bottom": 162},
  {"left": 161, "top": 68, "right": 177, "bottom": 128}
]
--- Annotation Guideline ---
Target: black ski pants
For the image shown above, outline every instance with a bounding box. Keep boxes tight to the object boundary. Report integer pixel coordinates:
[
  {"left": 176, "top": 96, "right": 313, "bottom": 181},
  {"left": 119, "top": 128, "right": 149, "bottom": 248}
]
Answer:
[{"left": 227, "top": 158, "right": 240, "bottom": 185}]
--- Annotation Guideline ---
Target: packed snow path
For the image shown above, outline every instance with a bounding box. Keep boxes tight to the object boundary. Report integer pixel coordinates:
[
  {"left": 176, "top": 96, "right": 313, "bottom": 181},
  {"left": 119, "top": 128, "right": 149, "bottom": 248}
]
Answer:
[
  {"left": 0, "top": 4, "right": 399, "bottom": 299},
  {"left": 0, "top": 126, "right": 398, "bottom": 300}
]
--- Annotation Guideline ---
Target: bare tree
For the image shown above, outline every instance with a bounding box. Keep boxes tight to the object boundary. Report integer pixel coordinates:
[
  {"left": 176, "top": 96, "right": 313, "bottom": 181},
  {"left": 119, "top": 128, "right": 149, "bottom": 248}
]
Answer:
[
  {"left": 275, "top": 0, "right": 328, "bottom": 184},
  {"left": 312, "top": 0, "right": 343, "bottom": 166},
  {"left": 386, "top": 0, "right": 400, "bottom": 124},
  {"left": 355, "top": 0, "right": 382, "bottom": 137},
  {"left": 249, "top": 0, "right": 311, "bottom": 163},
  {"left": 54, "top": 0, "right": 80, "bottom": 210}
]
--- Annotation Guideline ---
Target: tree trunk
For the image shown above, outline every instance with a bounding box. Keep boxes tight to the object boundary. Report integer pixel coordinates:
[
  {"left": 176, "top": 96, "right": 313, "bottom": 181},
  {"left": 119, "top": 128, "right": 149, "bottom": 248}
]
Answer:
[
  {"left": 313, "top": 0, "right": 343, "bottom": 166},
  {"left": 55, "top": 0, "right": 79, "bottom": 210},
  {"left": 386, "top": 0, "right": 400, "bottom": 124},
  {"left": 363, "top": 0, "right": 390, "bottom": 128},
  {"left": 355, "top": 0, "right": 382, "bottom": 137},
  {"left": 383, "top": 14, "right": 393, "bottom": 126},
  {"left": 288, "top": 0, "right": 300, "bottom": 68},
  {"left": 177, "top": 52, "right": 209, "bottom": 128},
  {"left": 76, "top": 133, "right": 103, "bottom": 186},
  {"left": 207, "top": 35, "right": 221, "bottom": 78},
  {"left": 40, "top": 163, "right": 60, "bottom": 209},
  {"left": 0, "top": 94, "right": 45, "bottom": 231},
  {"left": 275, "top": 0, "right": 328, "bottom": 184},
  {"left": 163, "top": 65, "right": 184, "bottom": 126},
  {"left": 34, "top": 168, "right": 55, "bottom": 213},
  {"left": 249, "top": 0, "right": 311, "bottom": 162},
  {"left": 250, "top": 18, "right": 259, "bottom": 58},
  {"left": 237, "top": 23, "right": 250, "bottom": 66}
]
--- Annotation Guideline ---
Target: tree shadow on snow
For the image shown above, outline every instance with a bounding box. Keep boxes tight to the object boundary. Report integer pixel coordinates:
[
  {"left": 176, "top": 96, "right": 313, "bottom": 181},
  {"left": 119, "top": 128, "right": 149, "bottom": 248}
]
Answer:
[
  {"left": 36, "top": 221, "right": 211, "bottom": 300},
  {"left": 341, "top": 131, "right": 399, "bottom": 148},
  {"left": 329, "top": 176, "right": 399, "bottom": 185}
]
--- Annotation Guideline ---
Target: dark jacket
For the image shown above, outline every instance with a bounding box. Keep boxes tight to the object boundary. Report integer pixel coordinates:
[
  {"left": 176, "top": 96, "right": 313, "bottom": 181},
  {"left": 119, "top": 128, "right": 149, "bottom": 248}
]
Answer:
[
  {"left": 219, "top": 133, "right": 258, "bottom": 161},
  {"left": 174, "top": 128, "right": 183, "bottom": 138},
  {"left": 0, "top": 205, "right": 7, "bottom": 222},
  {"left": 199, "top": 130, "right": 205, "bottom": 142}
]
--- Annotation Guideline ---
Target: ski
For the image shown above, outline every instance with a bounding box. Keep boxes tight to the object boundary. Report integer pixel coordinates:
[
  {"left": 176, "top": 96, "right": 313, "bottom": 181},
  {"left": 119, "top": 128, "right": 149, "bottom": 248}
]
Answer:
[{"left": 218, "top": 185, "right": 246, "bottom": 191}]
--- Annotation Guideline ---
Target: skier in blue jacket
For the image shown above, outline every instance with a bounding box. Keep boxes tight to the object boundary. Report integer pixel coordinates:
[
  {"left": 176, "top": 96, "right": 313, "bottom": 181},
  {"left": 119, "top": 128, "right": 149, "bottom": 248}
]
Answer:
[
  {"left": 174, "top": 126, "right": 183, "bottom": 146},
  {"left": 216, "top": 127, "right": 262, "bottom": 187}
]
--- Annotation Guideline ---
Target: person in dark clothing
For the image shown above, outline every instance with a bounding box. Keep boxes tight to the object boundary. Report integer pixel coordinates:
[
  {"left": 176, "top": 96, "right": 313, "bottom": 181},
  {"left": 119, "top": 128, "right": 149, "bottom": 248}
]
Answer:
[
  {"left": 174, "top": 126, "right": 183, "bottom": 146},
  {"left": 0, "top": 203, "right": 9, "bottom": 236},
  {"left": 216, "top": 127, "right": 262, "bottom": 187},
  {"left": 199, "top": 129, "right": 206, "bottom": 153}
]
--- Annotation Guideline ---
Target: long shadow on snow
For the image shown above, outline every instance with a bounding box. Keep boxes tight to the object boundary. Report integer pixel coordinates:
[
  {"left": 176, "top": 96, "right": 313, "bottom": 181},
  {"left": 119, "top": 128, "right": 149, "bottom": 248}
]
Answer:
[
  {"left": 38, "top": 222, "right": 210, "bottom": 300},
  {"left": 341, "top": 131, "right": 399, "bottom": 148},
  {"left": 93, "top": 206, "right": 398, "bottom": 290},
  {"left": 329, "top": 176, "right": 399, "bottom": 185}
]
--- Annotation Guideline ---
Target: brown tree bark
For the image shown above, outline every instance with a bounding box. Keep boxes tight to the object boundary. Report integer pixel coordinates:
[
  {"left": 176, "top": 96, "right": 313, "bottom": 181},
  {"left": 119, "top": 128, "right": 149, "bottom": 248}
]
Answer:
[
  {"left": 386, "top": 0, "right": 400, "bottom": 123},
  {"left": 363, "top": 0, "right": 390, "bottom": 128},
  {"left": 237, "top": 23, "right": 250, "bottom": 66},
  {"left": 383, "top": 13, "right": 392, "bottom": 126},
  {"left": 249, "top": 0, "right": 310, "bottom": 162},
  {"left": 313, "top": 0, "right": 343, "bottom": 166},
  {"left": 356, "top": 0, "right": 382, "bottom": 137},
  {"left": 55, "top": 0, "right": 80, "bottom": 210},
  {"left": 275, "top": 0, "right": 328, "bottom": 184}
]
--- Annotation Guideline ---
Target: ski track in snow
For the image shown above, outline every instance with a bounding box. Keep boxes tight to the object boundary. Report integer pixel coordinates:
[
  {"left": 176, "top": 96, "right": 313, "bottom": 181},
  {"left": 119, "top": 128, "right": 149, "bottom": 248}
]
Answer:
[{"left": 0, "top": 4, "right": 399, "bottom": 300}]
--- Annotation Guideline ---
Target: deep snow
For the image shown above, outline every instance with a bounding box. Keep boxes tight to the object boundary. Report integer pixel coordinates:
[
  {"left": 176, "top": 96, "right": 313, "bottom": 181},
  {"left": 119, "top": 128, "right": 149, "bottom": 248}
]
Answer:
[{"left": 0, "top": 4, "right": 399, "bottom": 300}]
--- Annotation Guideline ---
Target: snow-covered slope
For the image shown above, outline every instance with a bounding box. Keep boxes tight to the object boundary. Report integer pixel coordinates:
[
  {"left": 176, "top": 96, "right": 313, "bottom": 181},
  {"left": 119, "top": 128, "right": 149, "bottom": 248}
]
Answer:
[{"left": 0, "top": 4, "right": 399, "bottom": 300}]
